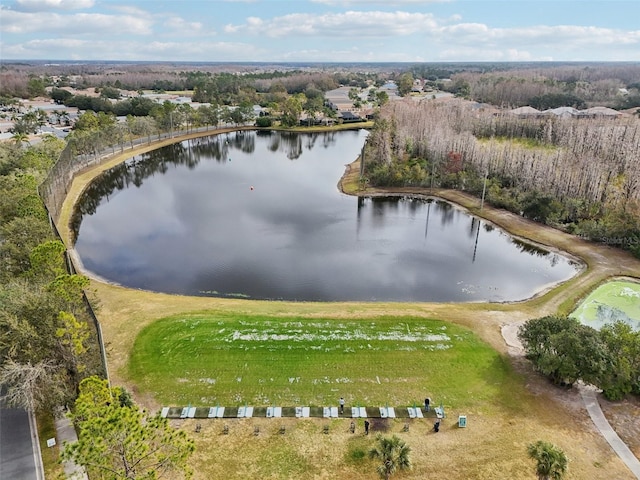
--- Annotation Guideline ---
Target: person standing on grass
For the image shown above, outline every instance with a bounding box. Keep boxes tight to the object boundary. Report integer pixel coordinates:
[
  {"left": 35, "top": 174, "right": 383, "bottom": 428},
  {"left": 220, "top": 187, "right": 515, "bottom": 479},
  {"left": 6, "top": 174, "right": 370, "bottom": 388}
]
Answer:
[
  {"left": 364, "top": 419, "right": 370, "bottom": 435},
  {"left": 339, "top": 397, "right": 345, "bottom": 414},
  {"left": 425, "top": 397, "right": 430, "bottom": 412}
]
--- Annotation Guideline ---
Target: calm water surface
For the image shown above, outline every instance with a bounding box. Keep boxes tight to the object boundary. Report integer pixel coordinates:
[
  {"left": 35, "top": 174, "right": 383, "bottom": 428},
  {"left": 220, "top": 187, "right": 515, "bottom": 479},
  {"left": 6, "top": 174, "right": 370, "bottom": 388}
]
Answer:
[{"left": 73, "top": 130, "right": 579, "bottom": 302}]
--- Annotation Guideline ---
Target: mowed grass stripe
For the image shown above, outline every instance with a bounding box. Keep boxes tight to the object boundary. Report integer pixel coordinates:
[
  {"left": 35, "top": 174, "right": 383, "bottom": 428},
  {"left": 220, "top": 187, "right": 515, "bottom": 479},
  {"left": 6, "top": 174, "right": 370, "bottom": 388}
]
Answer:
[{"left": 128, "top": 314, "right": 517, "bottom": 409}]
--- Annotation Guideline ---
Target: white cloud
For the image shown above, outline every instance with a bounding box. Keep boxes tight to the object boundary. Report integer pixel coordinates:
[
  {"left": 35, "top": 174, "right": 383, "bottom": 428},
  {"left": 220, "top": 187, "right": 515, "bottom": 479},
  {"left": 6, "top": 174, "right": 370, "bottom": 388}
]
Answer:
[
  {"left": 279, "top": 47, "right": 424, "bottom": 62},
  {"left": 427, "top": 21, "right": 640, "bottom": 62},
  {"left": 108, "top": 5, "right": 148, "bottom": 16},
  {"left": 1, "top": 2, "right": 639, "bottom": 62},
  {"left": 0, "top": 38, "right": 267, "bottom": 61},
  {"left": 436, "top": 46, "right": 542, "bottom": 62},
  {"left": 163, "top": 16, "right": 204, "bottom": 35},
  {"left": 311, "top": 0, "right": 448, "bottom": 5},
  {"left": 0, "top": 9, "right": 154, "bottom": 35},
  {"left": 227, "top": 11, "right": 438, "bottom": 38},
  {"left": 440, "top": 23, "right": 640, "bottom": 46},
  {"left": 504, "top": 49, "right": 534, "bottom": 61},
  {"left": 223, "top": 24, "right": 241, "bottom": 34},
  {"left": 15, "top": 0, "right": 94, "bottom": 10}
]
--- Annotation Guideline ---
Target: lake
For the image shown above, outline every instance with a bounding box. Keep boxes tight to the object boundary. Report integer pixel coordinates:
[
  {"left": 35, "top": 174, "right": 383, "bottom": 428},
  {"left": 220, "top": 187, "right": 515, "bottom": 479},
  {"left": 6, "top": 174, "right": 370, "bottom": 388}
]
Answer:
[{"left": 72, "top": 129, "right": 579, "bottom": 302}]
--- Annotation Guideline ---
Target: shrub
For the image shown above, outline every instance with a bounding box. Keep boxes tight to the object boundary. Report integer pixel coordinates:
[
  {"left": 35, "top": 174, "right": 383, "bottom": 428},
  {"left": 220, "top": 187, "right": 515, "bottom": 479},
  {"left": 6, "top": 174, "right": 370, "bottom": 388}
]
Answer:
[{"left": 255, "top": 116, "right": 273, "bottom": 127}]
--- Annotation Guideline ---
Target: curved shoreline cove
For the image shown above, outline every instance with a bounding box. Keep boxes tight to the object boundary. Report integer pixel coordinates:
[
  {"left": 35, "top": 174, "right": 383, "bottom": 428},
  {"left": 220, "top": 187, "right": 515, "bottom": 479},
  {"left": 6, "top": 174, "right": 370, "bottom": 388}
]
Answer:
[{"left": 72, "top": 129, "right": 579, "bottom": 302}]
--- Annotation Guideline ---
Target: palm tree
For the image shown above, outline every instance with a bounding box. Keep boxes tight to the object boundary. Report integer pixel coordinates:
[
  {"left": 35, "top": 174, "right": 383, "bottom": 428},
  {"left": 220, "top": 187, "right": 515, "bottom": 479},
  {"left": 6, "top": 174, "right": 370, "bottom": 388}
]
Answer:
[
  {"left": 527, "top": 440, "right": 568, "bottom": 480},
  {"left": 11, "top": 132, "right": 29, "bottom": 146},
  {"left": 368, "top": 434, "right": 411, "bottom": 480}
]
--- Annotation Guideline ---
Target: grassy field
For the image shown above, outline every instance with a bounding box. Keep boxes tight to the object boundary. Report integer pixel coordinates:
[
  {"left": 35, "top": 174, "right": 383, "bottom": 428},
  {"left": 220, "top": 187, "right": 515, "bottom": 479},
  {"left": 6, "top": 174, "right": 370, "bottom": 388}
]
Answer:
[{"left": 128, "top": 314, "right": 516, "bottom": 410}]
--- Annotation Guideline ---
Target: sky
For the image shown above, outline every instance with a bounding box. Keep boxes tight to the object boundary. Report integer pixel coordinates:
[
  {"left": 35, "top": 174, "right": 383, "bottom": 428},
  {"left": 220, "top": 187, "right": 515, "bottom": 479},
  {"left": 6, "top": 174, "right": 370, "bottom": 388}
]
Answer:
[{"left": 1, "top": 0, "right": 639, "bottom": 63}]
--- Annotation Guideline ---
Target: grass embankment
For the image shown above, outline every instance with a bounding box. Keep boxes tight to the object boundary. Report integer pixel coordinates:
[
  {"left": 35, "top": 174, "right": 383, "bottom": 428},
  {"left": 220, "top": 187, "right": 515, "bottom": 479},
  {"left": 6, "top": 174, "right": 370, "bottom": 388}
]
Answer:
[
  {"left": 37, "top": 411, "right": 64, "bottom": 479},
  {"left": 128, "top": 314, "right": 515, "bottom": 410},
  {"left": 56, "top": 130, "right": 640, "bottom": 480}
]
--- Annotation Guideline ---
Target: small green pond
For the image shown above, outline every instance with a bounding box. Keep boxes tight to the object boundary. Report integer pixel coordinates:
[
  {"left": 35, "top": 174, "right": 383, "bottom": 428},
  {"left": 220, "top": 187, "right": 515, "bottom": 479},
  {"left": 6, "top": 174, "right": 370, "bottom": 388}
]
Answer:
[{"left": 571, "top": 280, "right": 640, "bottom": 331}]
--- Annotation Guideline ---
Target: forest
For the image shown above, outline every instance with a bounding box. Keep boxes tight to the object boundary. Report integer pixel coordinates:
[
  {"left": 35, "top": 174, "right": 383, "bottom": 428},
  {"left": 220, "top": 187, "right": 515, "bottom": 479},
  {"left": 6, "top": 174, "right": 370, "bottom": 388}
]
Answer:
[
  {"left": 0, "top": 130, "right": 197, "bottom": 475},
  {"left": 437, "top": 63, "right": 640, "bottom": 110},
  {"left": 4, "top": 61, "right": 639, "bottom": 109},
  {"left": 0, "top": 61, "right": 384, "bottom": 102},
  {"left": 0, "top": 136, "right": 104, "bottom": 412},
  {"left": 362, "top": 97, "right": 640, "bottom": 258},
  {"left": 519, "top": 316, "right": 640, "bottom": 401}
]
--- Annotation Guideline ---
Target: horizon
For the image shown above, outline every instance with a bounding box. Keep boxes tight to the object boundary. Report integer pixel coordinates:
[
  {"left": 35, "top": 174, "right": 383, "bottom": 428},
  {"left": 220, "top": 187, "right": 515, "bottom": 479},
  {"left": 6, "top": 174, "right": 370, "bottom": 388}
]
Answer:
[{"left": 3, "top": 59, "right": 639, "bottom": 67}]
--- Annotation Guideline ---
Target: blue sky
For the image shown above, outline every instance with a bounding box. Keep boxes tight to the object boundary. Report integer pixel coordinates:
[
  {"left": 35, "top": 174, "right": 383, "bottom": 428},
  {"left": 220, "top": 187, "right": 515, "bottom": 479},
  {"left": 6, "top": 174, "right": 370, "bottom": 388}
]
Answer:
[{"left": 1, "top": 0, "right": 639, "bottom": 62}]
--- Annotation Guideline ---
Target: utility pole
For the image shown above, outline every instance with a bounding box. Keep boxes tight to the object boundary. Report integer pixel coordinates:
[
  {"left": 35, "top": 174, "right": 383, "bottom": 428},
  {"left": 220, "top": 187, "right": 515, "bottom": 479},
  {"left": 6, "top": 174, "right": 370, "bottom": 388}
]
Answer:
[{"left": 480, "top": 169, "right": 488, "bottom": 211}]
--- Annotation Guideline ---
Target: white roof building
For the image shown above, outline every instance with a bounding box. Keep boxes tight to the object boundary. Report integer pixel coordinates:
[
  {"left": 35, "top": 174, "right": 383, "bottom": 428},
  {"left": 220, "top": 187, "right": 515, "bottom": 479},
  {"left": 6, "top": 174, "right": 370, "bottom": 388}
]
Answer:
[{"left": 544, "top": 107, "right": 580, "bottom": 118}]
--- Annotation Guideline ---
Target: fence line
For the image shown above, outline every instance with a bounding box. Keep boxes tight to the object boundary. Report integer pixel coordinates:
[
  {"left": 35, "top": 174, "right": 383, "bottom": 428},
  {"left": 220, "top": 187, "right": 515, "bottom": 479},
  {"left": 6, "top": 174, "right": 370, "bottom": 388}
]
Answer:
[
  {"left": 37, "top": 124, "right": 238, "bottom": 223},
  {"left": 37, "top": 124, "right": 243, "bottom": 385}
]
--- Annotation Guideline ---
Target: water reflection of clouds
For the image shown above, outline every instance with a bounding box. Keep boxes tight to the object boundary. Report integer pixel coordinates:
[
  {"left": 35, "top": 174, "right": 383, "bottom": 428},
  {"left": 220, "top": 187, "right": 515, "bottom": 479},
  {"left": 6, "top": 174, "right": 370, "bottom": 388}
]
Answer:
[
  {"left": 78, "top": 179, "right": 186, "bottom": 244},
  {"left": 75, "top": 130, "right": 578, "bottom": 302}
]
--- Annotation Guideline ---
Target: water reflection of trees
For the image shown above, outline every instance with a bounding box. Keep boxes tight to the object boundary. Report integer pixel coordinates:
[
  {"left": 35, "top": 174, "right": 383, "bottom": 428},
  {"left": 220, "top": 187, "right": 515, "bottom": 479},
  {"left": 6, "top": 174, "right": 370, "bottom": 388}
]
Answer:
[
  {"left": 188, "top": 136, "right": 230, "bottom": 162},
  {"left": 265, "top": 131, "right": 304, "bottom": 160},
  {"left": 264, "top": 131, "right": 337, "bottom": 160},
  {"left": 189, "top": 132, "right": 255, "bottom": 161},
  {"left": 71, "top": 131, "right": 342, "bottom": 241},
  {"left": 357, "top": 196, "right": 430, "bottom": 231},
  {"left": 370, "top": 197, "right": 399, "bottom": 227},
  {"left": 230, "top": 131, "right": 255, "bottom": 154},
  {"left": 510, "top": 238, "right": 550, "bottom": 258},
  {"left": 435, "top": 200, "right": 455, "bottom": 226},
  {"left": 70, "top": 141, "right": 197, "bottom": 241}
]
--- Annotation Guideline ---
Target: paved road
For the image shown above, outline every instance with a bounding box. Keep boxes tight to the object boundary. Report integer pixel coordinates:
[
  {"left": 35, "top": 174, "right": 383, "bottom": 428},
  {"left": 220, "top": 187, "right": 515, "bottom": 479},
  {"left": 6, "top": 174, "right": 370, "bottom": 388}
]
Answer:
[
  {"left": 55, "top": 415, "right": 87, "bottom": 479},
  {"left": 580, "top": 387, "right": 640, "bottom": 479},
  {"left": 0, "top": 406, "right": 41, "bottom": 480}
]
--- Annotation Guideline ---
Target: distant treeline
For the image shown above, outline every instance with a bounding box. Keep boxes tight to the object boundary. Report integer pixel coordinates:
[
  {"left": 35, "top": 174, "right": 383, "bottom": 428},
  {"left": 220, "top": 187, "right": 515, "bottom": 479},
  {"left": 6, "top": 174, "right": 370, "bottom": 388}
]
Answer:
[
  {"left": 3, "top": 62, "right": 639, "bottom": 112},
  {"left": 0, "top": 64, "right": 392, "bottom": 101},
  {"left": 440, "top": 63, "right": 640, "bottom": 110}
]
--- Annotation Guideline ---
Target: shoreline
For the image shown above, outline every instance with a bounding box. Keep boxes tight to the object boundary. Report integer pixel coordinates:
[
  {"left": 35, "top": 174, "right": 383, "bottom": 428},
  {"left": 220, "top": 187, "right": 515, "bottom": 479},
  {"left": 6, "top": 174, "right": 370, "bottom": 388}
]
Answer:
[{"left": 56, "top": 128, "right": 640, "bottom": 381}]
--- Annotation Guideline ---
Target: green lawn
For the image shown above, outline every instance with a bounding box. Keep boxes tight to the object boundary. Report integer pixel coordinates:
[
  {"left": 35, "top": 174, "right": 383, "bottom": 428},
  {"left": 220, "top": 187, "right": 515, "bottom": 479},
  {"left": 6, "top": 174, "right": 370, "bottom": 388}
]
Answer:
[{"left": 128, "top": 313, "right": 519, "bottom": 411}]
